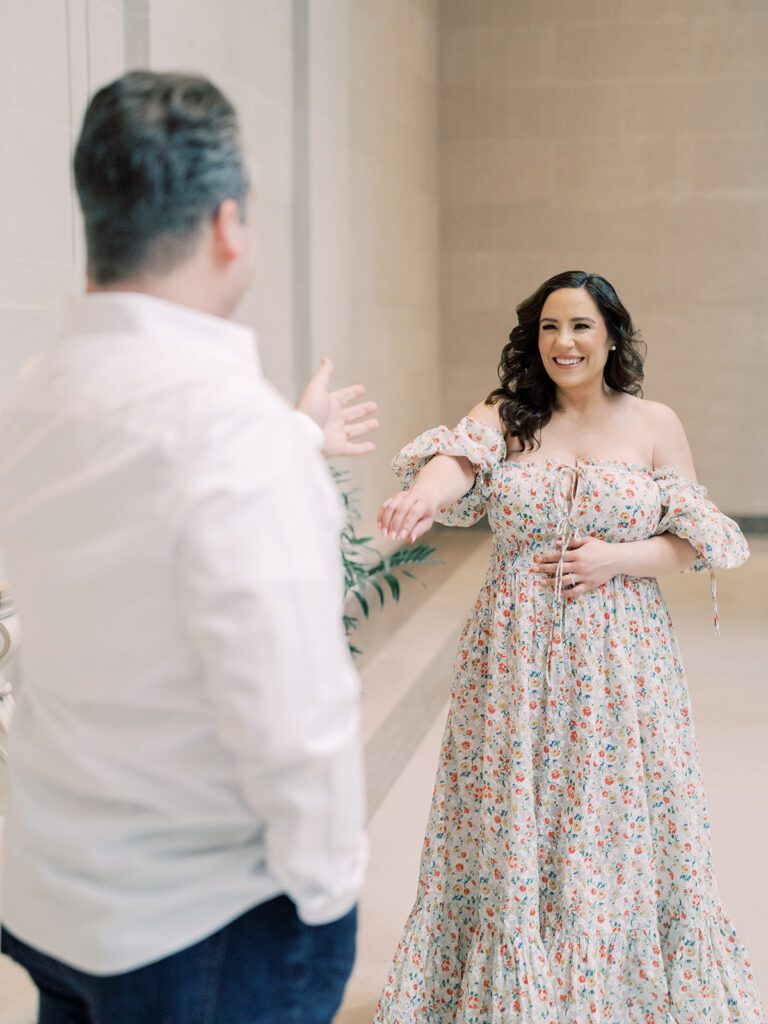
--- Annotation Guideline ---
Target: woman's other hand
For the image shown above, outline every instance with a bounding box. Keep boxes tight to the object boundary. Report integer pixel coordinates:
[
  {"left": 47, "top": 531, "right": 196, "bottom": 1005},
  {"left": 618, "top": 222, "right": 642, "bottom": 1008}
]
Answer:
[
  {"left": 530, "top": 536, "right": 623, "bottom": 596},
  {"left": 378, "top": 488, "right": 437, "bottom": 543}
]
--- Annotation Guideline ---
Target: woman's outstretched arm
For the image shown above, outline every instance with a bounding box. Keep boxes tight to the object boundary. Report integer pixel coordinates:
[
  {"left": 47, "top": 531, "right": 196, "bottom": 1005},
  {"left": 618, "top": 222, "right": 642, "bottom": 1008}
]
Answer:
[
  {"left": 378, "top": 402, "right": 502, "bottom": 542},
  {"left": 378, "top": 452, "right": 476, "bottom": 541}
]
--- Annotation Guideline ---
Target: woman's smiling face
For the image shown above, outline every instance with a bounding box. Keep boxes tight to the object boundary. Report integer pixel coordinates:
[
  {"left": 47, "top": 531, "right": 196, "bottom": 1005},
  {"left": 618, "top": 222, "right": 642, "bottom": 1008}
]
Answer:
[{"left": 538, "top": 287, "right": 612, "bottom": 391}]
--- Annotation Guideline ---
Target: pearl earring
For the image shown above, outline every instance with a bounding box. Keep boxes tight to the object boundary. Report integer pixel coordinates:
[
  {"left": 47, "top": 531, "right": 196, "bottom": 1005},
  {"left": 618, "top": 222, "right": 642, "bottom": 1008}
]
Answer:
[{"left": 610, "top": 345, "right": 617, "bottom": 351}]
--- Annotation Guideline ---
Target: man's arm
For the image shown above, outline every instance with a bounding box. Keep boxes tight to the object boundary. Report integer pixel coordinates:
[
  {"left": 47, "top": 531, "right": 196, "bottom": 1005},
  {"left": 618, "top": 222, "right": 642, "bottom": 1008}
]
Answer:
[{"left": 176, "top": 407, "right": 366, "bottom": 924}]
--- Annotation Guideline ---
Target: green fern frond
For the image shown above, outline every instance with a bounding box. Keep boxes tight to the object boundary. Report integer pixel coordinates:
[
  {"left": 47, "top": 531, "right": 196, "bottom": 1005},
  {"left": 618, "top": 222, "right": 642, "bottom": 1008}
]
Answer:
[{"left": 333, "top": 470, "right": 440, "bottom": 655}]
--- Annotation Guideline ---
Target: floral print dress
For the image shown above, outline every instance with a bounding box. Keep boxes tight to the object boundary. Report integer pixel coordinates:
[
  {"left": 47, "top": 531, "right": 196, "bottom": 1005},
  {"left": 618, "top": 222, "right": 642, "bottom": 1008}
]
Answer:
[{"left": 375, "top": 417, "right": 763, "bottom": 1024}]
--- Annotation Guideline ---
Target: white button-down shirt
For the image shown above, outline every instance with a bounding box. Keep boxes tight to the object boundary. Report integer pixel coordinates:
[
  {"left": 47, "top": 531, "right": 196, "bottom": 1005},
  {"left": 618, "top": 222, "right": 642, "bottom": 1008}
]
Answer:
[{"left": 0, "top": 292, "right": 367, "bottom": 974}]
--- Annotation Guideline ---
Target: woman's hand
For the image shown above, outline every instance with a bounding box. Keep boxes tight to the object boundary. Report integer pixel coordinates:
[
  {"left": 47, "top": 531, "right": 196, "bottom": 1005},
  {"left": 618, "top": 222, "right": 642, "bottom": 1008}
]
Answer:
[
  {"left": 378, "top": 488, "right": 437, "bottom": 542},
  {"left": 530, "top": 536, "right": 624, "bottom": 596}
]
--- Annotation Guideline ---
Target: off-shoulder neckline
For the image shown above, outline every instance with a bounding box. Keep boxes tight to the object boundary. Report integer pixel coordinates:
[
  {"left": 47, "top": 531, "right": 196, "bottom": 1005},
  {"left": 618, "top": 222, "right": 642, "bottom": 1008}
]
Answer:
[
  {"left": 507, "top": 456, "right": 655, "bottom": 474},
  {"left": 461, "top": 416, "right": 698, "bottom": 482}
]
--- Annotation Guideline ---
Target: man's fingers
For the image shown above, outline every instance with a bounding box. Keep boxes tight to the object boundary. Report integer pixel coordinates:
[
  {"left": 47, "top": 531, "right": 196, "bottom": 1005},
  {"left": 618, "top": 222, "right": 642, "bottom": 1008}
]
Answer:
[
  {"left": 312, "top": 356, "right": 334, "bottom": 387},
  {"left": 342, "top": 400, "right": 378, "bottom": 422},
  {"left": 345, "top": 417, "right": 379, "bottom": 439},
  {"left": 343, "top": 440, "right": 376, "bottom": 456},
  {"left": 331, "top": 384, "right": 366, "bottom": 405}
]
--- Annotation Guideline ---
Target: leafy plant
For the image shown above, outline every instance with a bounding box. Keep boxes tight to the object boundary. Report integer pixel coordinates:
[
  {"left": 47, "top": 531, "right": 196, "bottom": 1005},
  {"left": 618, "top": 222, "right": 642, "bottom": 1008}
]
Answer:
[{"left": 332, "top": 467, "right": 439, "bottom": 656}]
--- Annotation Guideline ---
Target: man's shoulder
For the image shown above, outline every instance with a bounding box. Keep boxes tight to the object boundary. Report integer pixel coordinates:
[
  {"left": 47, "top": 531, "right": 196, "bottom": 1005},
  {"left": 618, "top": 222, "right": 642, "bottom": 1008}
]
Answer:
[{"left": 179, "top": 368, "right": 294, "bottom": 438}]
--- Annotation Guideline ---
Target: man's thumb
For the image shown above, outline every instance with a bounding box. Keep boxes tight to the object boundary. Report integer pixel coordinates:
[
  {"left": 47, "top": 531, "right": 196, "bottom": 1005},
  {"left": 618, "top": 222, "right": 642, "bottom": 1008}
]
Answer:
[{"left": 316, "top": 356, "right": 334, "bottom": 384}]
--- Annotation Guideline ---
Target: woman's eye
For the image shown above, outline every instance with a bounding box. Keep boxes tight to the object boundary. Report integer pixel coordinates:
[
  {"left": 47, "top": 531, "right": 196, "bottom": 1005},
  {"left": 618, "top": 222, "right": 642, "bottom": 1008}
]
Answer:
[
  {"left": 575, "top": 323, "right": 590, "bottom": 330},
  {"left": 541, "top": 324, "right": 555, "bottom": 331}
]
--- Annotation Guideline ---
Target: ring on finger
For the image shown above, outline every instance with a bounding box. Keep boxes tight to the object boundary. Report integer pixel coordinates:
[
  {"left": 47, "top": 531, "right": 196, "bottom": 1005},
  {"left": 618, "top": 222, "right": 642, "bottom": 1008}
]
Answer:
[{"left": 569, "top": 573, "right": 576, "bottom": 588}]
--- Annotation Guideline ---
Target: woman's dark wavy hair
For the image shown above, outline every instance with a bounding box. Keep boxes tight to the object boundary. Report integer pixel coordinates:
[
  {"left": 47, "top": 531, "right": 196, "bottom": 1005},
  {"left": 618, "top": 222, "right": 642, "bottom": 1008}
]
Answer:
[{"left": 486, "top": 270, "right": 646, "bottom": 452}]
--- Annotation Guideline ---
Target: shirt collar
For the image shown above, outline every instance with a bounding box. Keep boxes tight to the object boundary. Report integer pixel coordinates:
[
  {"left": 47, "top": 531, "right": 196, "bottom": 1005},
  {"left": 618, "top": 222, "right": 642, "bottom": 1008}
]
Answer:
[{"left": 61, "top": 292, "right": 261, "bottom": 374}]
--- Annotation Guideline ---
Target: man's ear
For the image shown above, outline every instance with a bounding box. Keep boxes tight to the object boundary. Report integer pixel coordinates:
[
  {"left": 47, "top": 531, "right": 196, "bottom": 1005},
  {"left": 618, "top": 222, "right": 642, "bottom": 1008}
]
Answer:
[{"left": 211, "top": 198, "right": 245, "bottom": 263}]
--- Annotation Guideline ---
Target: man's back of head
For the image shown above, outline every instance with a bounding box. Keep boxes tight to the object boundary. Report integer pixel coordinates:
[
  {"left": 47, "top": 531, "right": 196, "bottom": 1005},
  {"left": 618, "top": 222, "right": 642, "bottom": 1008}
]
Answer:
[{"left": 74, "top": 71, "right": 253, "bottom": 316}]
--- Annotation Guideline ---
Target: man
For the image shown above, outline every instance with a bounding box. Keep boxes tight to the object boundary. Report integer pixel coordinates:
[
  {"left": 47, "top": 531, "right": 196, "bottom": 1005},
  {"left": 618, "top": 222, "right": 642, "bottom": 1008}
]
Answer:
[{"left": 0, "top": 71, "right": 374, "bottom": 1023}]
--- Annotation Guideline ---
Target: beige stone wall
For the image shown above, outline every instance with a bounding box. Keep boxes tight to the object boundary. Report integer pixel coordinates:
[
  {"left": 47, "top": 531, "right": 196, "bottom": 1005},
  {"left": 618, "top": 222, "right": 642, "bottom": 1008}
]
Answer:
[
  {"left": 0, "top": 0, "right": 296, "bottom": 402},
  {"left": 0, "top": 0, "right": 442, "bottom": 538},
  {"left": 0, "top": 0, "right": 124, "bottom": 412},
  {"left": 306, "top": 0, "right": 442, "bottom": 523},
  {"left": 128, "top": 0, "right": 442, "bottom": 523},
  {"left": 439, "top": 0, "right": 768, "bottom": 515},
  {"left": 126, "top": 0, "right": 297, "bottom": 396},
  {"left": 8, "top": 0, "right": 760, "bottom": 523}
]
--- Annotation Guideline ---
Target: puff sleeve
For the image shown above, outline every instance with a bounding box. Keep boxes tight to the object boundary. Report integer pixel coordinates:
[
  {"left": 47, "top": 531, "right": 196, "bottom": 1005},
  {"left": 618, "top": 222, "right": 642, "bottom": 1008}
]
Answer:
[
  {"left": 653, "top": 467, "right": 749, "bottom": 633},
  {"left": 653, "top": 466, "right": 749, "bottom": 572},
  {"left": 391, "top": 416, "right": 506, "bottom": 527}
]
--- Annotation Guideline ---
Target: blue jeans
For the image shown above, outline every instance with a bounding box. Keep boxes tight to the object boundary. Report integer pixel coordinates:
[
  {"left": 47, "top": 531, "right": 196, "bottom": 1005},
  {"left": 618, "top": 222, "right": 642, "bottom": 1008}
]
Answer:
[{"left": 1, "top": 896, "right": 357, "bottom": 1024}]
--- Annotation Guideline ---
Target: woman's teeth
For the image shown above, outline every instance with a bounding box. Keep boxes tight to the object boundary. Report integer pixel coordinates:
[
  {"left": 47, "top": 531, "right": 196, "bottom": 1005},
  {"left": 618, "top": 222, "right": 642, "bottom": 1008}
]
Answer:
[{"left": 553, "top": 357, "right": 584, "bottom": 366}]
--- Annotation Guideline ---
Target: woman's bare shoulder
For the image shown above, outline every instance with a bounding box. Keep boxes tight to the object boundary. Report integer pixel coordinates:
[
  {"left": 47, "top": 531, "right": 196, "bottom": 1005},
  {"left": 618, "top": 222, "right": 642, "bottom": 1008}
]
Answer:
[
  {"left": 466, "top": 400, "right": 504, "bottom": 434},
  {"left": 634, "top": 398, "right": 696, "bottom": 476},
  {"left": 634, "top": 397, "right": 685, "bottom": 432}
]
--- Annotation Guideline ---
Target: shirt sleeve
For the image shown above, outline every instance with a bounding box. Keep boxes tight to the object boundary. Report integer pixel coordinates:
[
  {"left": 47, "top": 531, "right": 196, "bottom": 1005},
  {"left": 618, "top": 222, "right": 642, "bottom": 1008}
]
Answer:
[
  {"left": 391, "top": 416, "right": 506, "bottom": 527},
  {"left": 175, "top": 401, "right": 367, "bottom": 926},
  {"left": 293, "top": 410, "right": 325, "bottom": 453}
]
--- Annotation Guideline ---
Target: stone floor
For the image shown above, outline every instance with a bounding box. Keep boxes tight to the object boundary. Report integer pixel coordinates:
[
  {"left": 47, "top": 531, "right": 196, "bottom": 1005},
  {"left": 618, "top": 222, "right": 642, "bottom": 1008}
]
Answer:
[{"left": 1, "top": 531, "right": 766, "bottom": 1023}]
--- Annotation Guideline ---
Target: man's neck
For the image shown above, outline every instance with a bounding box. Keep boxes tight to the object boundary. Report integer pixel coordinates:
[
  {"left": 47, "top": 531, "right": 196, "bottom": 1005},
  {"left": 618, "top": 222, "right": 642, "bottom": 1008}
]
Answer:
[{"left": 86, "top": 275, "right": 233, "bottom": 320}]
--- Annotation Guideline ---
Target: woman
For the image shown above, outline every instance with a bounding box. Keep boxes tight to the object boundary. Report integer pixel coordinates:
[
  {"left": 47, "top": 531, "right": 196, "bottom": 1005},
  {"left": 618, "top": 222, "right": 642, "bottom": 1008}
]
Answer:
[{"left": 374, "top": 271, "right": 763, "bottom": 1023}]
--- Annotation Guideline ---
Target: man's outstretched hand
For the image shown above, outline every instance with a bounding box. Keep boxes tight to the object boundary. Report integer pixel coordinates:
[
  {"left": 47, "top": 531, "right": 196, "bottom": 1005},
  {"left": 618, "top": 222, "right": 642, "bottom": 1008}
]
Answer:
[{"left": 297, "top": 357, "right": 379, "bottom": 459}]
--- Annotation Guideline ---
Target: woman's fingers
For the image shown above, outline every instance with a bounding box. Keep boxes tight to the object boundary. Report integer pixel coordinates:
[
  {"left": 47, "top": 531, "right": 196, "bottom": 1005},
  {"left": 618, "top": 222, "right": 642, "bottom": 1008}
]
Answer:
[
  {"left": 378, "top": 494, "right": 406, "bottom": 534},
  {"left": 533, "top": 550, "right": 561, "bottom": 565},
  {"left": 564, "top": 582, "right": 593, "bottom": 597},
  {"left": 379, "top": 491, "right": 434, "bottom": 541},
  {"left": 531, "top": 551, "right": 582, "bottom": 575},
  {"left": 395, "top": 501, "right": 432, "bottom": 541},
  {"left": 567, "top": 536, "right": 589, "bottom": 548},
  {"left": 531, "top": 567, "right": 594, "bottom": 591},
  {"left": 379, "top": 499, "right": 405, "bottom": 534},
  {"left": 391, "top": 496, "right": 429, "bottom": 538},
  {"left": 380, "top": 493, "right": 417, "bottom": 536},
  {"left": 382, "top": 497, "right": 405, "bottom": 536},
  {"left": 408, "top": 516, "right": 434, "bottom": 543}
]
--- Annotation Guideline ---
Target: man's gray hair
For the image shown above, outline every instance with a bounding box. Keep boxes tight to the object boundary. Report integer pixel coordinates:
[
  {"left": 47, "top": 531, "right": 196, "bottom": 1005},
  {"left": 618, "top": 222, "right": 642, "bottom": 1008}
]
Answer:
[{"left": 73, "top": 71, "right": 250, "bottom": 284}]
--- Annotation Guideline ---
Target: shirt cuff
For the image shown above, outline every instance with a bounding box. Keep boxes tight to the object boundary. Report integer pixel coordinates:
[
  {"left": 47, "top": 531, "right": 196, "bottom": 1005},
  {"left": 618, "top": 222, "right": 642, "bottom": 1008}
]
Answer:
[{"left": 294, "top": 411, "right": 325, "bottom": 454}]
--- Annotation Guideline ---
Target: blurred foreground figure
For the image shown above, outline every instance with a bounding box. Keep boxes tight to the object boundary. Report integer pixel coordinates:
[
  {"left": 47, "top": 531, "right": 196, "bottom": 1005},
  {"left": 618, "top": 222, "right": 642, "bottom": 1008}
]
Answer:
[{"left": 0, "top": 71, "right": 372, "bottom": 1024}]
